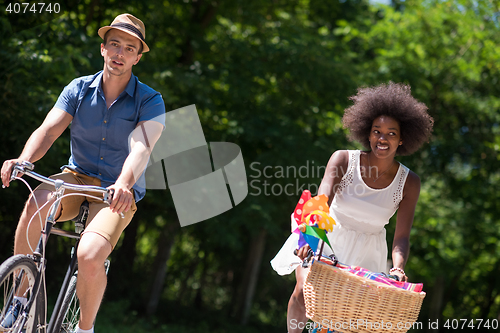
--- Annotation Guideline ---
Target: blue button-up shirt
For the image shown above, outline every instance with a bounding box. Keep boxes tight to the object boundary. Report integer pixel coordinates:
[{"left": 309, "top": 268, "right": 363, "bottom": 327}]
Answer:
[{"left": 54, "top": 71, "right": 165, "bottom": 201}]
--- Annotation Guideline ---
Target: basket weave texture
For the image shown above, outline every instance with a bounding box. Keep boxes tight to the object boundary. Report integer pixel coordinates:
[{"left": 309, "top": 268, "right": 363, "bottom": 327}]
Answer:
[{"left": 304, "top": 261, "right": 426, "bottom": 333}]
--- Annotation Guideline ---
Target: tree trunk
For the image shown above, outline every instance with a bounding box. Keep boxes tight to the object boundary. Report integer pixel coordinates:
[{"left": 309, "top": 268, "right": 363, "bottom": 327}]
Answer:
[
  {"left": 145, "top": 221, "right": 179, "bottom": 316},
  {"left": 480, "top": 259, "right": 500, "bottom": 318},
  {"left": 429, "top": 275, "right": 445, "bottom": 332},
  {"left": 178, "top": 0, "right": 218, "bottom": 65},
  {"left": 233, "top": 228, "right": 267, "bottom": 325}
]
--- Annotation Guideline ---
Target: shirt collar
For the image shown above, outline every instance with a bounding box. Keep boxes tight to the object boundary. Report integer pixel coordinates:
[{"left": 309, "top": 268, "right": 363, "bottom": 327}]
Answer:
[
  {"left": 124, "top": 73, "right": 136, "bottom": 97},
  {"left": 89, "top": 71, "right": 103, "bottom": 89},
  {"left": 89, "top": 71, "right": 136, "bottom": 97}
]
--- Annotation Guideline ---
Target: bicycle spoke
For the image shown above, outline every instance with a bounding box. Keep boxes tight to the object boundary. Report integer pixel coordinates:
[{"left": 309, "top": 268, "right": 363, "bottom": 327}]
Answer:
[
  {"left": 1, "top": 275, "right": 13, "bottom": 321},
  {"left": 0, "top": 256, "right": 43, "bottom": 333}
]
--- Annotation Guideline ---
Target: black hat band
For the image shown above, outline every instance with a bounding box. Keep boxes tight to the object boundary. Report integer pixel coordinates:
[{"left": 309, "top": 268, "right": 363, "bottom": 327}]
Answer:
[{"left": 111, "top": 22, "right": 145, "bottom": 42}]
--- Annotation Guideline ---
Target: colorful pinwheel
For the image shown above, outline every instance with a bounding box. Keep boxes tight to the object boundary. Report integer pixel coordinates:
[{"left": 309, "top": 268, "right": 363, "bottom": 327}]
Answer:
[{"left": 291, "top": 190, "right": 336, "bottom": 252}]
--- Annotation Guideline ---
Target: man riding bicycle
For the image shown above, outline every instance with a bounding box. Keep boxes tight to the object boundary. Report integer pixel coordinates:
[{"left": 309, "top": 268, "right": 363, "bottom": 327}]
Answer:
[{"left": 0, "top": 13, "right": 165, "bottom": 333}]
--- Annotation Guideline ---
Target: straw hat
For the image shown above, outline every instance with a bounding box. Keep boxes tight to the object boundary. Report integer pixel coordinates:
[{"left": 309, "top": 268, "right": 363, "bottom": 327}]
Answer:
[{"left": 98, "top": 13, "right": 149, "bottom": 53}]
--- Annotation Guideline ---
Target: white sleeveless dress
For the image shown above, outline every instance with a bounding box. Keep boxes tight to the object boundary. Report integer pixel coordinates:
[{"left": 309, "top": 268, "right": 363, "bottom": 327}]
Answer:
[{"left": 270, "top": 150, "right": 410, "bottom": 275}]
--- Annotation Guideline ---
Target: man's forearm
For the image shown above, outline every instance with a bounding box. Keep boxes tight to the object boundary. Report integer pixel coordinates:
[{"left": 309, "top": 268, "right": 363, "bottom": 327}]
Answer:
[
  {"left": 18, "top": 127, "right": 58, "bottom": 163},
  {"left": 115, "top": 146, "right": 151, "bottom": 189},
  {"left": 115, "top": 120, "right": 163, "bottom": 188}
]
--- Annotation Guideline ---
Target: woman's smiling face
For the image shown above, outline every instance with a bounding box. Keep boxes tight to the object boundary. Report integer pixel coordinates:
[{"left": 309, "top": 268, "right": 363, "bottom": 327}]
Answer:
[{"left": 369, "top": 115, "right": 402, "bottom": 157}]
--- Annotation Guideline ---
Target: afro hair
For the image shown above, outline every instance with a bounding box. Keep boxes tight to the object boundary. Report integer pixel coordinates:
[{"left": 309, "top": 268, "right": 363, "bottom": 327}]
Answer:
[{"left": 342, "top": 82, "right": 434, "bottom": 156}]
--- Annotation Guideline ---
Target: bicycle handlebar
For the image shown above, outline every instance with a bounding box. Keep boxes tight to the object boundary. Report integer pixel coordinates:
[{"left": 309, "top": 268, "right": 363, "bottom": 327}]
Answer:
[
  {"left": 293, "top": 248, "right": 314, "bottom": 268},
  {"left": 11, "top": 161, "right": 112, "bottom": 204}
]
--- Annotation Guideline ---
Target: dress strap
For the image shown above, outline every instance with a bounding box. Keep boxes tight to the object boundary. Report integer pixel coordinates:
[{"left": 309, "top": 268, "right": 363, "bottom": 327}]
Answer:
[
  {"left": 336, "top": 150, "right": 358, "bottom": 195},
  {"left": 392, "top": 164, "right": 410, "bottom": 209}
]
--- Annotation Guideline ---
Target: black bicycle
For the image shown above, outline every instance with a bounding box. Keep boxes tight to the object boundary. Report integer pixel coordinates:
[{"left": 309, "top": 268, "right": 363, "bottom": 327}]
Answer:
[{"left": 0, "top": 161, "right": 113, "bottom": 333}]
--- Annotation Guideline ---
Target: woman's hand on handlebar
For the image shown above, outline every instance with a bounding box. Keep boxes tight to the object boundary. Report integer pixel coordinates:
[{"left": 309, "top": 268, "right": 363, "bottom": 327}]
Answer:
[
  {"left": 295, "top": 245, "right": 312, "bottom": 260},
  {"left": 392, "top": 271, "right": 408, "bottom": 282}
]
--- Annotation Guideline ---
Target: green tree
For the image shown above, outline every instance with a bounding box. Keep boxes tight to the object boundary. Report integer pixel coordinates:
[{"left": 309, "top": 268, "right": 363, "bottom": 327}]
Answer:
[
  {"left": 2, "top": 0, "right": 500, "bottom": 331},
  {"left": 346, "top": 0, "right": 500, "bottom": 324}
]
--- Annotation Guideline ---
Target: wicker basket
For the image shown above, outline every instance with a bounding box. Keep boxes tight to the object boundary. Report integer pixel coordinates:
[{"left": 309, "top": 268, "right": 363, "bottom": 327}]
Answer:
[{"left": 304, "top": 260, "right": 426, "bottom": 333}]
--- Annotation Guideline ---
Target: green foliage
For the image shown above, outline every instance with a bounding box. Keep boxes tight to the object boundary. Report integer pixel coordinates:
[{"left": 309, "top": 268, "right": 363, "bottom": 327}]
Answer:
[
  {"left": 1, "top": 0, "right": 500, "bottom": 331},
  {"left": 350, "top": 0, "right": 500, "bottom": 322}
]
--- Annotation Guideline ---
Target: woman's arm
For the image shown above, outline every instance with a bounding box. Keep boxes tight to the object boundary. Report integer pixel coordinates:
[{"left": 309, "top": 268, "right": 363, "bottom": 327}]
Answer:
[
  {"left": 391, "top": 170, "right": 421, "bottom": 282},
  {"left": 297, "top": 150, "right": 348, "bottom": 259},
  {"left": 318, "top": 150, "right": 349, "bottom": 207}
]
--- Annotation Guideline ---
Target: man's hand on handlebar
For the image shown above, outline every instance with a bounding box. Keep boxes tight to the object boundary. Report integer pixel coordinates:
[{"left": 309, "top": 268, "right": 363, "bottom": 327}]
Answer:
[
  {"left": 107, "top": 182, "right": 133, "bottom": 215},
  {"left": 1, "top": 159, "right": 25, "bottom": 188}
]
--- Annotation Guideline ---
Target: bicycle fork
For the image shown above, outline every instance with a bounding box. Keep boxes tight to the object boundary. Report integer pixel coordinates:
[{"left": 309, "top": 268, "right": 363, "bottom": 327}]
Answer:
[
  {"left": 46, "top": 242, "right": 79, "bottom": 333},
  {"left": 22, "top": 182, "right": 66, "bottom": 333}
]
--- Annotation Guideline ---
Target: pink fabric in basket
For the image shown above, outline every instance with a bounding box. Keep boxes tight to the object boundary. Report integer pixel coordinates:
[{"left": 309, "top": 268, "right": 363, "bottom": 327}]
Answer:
[{"left": 318, "top": 258, "right": 423, "bottom": 292}]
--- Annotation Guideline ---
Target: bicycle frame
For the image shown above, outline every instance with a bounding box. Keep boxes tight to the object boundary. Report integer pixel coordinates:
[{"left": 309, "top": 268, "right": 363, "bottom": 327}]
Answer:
[{"left": 8, "top": 161, "right": 112, "bottom": 333}]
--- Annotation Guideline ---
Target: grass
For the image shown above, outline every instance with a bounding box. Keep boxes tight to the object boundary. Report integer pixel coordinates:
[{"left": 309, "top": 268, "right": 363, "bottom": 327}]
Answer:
[{"left": 94, "top": 299, "right": 281, "bottom": 333}]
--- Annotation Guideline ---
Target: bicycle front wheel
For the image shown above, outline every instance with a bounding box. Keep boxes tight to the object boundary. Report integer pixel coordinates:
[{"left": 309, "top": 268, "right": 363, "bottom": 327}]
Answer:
[
  {"left": 54, "top": 259, "right": 109, "bottom": 333},
  {"left": 0, "top": 255, "right": 45, "bottom": 333},
  {"left": 53, "top": 272, "right": 78, "bottom": 333}
]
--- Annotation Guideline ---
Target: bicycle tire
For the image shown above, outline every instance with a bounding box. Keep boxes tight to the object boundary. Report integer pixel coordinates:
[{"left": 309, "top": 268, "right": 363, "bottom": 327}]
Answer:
[
  {"left": 53, "top": 259, "right": 109, "bottom": 333},
  {"left": 52, "top": 272, "right": 78, "bottom": 333},
  {"left": 0, "top": 255, "right": 45, "bottom": 333}
]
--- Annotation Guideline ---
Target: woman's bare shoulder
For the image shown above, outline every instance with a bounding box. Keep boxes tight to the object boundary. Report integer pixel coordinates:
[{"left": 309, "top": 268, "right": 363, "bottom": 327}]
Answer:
[
  {"left": 328, "top": 150, "right": 349, "bottom": 168},
  {"left": 403, "top": 169, "right": 421, "bottom": 197}
]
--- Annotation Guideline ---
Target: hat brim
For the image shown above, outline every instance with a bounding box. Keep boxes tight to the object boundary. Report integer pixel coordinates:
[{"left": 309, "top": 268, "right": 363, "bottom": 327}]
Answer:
[{"left": 98, "top": 26, "right": 149, "bottom": 53}]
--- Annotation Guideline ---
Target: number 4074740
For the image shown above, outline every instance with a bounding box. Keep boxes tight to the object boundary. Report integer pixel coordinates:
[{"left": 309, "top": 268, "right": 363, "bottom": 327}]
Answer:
[
  {"left": 5, "top": 2, "right": 61, "bottom": 14},
  {"left": 443, "top": 318, "right": 499, "bottom": 330}
]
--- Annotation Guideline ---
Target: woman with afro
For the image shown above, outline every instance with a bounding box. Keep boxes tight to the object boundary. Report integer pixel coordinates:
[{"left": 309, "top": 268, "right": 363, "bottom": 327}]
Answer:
[{"left": 270, "top": 82, "right": 434, "bottom": 333}]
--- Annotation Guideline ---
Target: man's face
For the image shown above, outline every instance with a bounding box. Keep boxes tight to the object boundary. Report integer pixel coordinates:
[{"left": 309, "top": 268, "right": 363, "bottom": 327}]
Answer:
[{"left": 101, "top": 29, "right": 142, "bottom": 77}]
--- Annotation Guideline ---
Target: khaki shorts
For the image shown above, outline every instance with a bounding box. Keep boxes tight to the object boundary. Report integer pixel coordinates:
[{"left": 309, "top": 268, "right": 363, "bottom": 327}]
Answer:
[{"left": 35, "top": 168, "right": 137, "bottom": 249}]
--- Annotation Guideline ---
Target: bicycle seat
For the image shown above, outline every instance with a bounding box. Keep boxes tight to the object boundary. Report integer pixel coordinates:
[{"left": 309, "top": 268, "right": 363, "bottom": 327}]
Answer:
[
  {"left": 71, "top": 201, "right": 89, "bottom": 234},
  {"left": 51, "top": 201, "right": 90, "bottom": 239}
]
